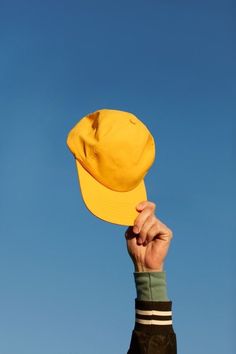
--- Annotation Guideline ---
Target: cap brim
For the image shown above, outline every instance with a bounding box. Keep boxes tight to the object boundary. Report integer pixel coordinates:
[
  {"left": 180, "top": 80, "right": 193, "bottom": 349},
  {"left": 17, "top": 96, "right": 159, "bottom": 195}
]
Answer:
[{"left": 75, "top": 159, "right": 147, "bottom": 226}]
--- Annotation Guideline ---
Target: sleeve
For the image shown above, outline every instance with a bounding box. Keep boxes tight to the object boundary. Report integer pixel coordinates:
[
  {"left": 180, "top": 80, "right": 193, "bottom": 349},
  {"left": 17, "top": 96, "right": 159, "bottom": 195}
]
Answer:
[{"left": 127, "top": 272, "right": 177, "bottom": 354}]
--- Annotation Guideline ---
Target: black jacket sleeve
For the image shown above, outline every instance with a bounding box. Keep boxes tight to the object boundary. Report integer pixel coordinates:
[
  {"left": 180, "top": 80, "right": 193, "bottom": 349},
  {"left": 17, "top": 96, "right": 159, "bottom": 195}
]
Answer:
[{"left": 127, "top": 299, "right": 177, "bottom": 354}]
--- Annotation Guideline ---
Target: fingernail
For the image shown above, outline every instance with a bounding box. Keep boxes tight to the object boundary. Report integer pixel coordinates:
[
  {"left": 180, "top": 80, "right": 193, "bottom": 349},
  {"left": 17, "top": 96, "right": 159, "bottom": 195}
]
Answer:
[{"left": 133, "top": 226, "right": 139, "bottom": 234}]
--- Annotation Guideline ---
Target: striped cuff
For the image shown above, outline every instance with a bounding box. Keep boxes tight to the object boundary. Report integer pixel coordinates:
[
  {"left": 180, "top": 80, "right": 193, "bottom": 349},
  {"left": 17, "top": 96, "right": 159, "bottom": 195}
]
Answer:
[{"left": 134, "top": 299, "right": 174, "bottom": 334}]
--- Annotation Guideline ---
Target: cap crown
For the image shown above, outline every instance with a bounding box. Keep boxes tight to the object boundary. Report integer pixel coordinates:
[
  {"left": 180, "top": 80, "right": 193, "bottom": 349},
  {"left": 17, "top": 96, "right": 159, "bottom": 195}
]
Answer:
[{"left": 67, "top": 109, "right": 155, "bottom": 192}]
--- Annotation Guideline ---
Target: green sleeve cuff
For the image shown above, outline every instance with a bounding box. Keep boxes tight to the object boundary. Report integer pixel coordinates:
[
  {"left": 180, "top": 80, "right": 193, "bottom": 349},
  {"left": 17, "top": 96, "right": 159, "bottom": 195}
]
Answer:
[{"left": 134, "top": 271, "right": 169, "bottom": 301}]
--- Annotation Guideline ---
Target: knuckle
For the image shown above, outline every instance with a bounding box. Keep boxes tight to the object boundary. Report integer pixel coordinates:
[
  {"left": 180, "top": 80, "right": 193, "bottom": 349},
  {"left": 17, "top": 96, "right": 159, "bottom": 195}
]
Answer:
[
  {"left": 147, "top": 229, "right": 155, "bottom": 240},
  {"left": 139, "top": 229, "right": 146, "bottom": 239},
  {"left": 150, "top": 201, "right": 156, "bottom": 209},
  {"left": 147, "top": 214, "right": 156, "bottom": 223},
  {"left": 168, "top": 228, "right": 173, "bottom": 239},
  {"left": 152, "top": 215, "right": 158, "bottom": 223}
]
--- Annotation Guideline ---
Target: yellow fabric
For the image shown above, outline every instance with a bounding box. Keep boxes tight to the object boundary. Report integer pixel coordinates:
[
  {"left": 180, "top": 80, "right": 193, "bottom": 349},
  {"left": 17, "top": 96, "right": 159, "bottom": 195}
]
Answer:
[{"left": 67, "top": 108, "right": 155, "bottom": 226}]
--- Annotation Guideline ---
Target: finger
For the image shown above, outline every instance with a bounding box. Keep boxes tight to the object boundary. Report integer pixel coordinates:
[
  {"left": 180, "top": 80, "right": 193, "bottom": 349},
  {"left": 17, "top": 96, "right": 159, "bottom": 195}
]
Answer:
[
  {"left": 143, "top": 221, "right": 173, "bottom": 246},
  {"left": 133, "top": 201, "right": 156, "bottom": 233},
  {"left": 132, "top": 201, "right": 147, "bottom": 234},
  {"left": 136, "top": 200, "right": 156, "bottom": 213},
  {"left": 154, "top": 221, "right": 173, "bottom": 242},
  {"left": 138, "top": 215, "right": 157, "bottom": 245},
  {"left": 133, "top": 202, "right": 156, "bottom": 241},
  {"left": 151, "top": 231, "right": 173, "bottom": 258},
  {"left": 142, "top": 221, "right": 160, "bottom": 246}
]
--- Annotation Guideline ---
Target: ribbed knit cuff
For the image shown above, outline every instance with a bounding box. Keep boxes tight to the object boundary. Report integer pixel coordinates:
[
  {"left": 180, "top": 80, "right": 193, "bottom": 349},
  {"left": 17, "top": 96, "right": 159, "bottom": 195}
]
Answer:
[
  {"left": 134, "top": 299, "right": 174, "bottom": 334},
  {"left": 134, "top": 271, "right": 168, "bottom": 301}
]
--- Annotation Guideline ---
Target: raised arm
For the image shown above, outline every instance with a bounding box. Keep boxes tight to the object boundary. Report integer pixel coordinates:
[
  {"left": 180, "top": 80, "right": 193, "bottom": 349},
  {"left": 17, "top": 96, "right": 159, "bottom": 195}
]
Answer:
[{"left": 125, "top": 201, "right": 177, "bottom": 354}]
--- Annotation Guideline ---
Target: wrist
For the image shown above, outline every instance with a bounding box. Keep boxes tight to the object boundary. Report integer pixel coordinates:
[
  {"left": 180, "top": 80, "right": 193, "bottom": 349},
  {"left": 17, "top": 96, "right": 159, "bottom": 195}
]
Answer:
[{"left": 134, "top": 262, "right": 164, "bottom": 272}]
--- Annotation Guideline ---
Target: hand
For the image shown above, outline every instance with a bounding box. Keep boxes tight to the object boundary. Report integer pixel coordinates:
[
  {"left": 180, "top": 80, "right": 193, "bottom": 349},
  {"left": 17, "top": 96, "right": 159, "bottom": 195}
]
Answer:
[{"left": 125, "top": 201, "right": 173, "bottom": 272}]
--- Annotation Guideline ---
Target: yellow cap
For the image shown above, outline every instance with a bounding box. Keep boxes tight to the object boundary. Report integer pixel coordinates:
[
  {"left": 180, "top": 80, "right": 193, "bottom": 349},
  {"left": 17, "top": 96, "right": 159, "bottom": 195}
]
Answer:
[{"left": 66, "top": 108, "right": 156, "bottom": 226}]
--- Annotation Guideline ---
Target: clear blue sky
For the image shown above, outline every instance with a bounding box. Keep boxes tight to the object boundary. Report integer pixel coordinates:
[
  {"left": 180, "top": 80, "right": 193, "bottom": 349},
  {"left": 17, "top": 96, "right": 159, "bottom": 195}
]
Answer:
[{"left": 0, "top": 1, "right": 235, "bottom": 353}]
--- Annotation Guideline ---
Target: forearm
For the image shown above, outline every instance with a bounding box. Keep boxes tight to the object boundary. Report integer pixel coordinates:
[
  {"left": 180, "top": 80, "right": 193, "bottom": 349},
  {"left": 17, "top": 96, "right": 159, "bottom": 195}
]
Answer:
[{"left": 134, "top": 271, "right": 168, "bottom": 301}]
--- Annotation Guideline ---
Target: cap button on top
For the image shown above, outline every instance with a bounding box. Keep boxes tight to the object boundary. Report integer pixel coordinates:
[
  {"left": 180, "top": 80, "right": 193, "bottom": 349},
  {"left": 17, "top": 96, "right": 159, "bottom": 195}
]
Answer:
[{"left": 129, "top": 118, "right": 136, "bottom": 124}]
